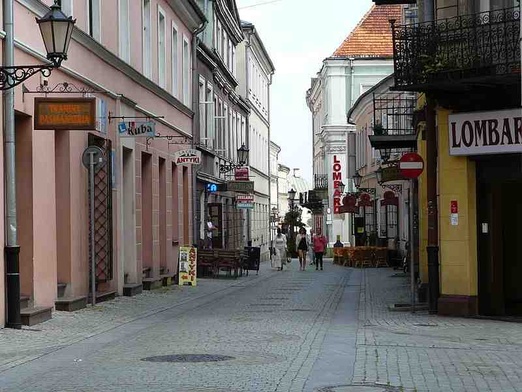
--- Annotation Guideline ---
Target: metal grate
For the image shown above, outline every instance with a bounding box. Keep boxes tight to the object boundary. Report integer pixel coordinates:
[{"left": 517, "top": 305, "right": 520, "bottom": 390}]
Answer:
[
  {"left": 88, "top": 134, "right": 113, "bottom": 283},
  {"left": 141, "top": 354, "right": 234, "bottom": 363}
]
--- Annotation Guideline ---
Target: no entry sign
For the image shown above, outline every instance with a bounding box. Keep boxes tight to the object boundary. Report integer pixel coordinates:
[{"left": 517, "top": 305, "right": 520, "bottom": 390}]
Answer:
[{"left": 399, "top": 152, "right": 424, "bottom": 179}]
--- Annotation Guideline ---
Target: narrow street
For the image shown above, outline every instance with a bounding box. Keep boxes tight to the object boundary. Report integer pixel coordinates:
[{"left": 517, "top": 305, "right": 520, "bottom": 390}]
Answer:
[{"left": 1, "top": 261, "right": 522, "bottom": 392}]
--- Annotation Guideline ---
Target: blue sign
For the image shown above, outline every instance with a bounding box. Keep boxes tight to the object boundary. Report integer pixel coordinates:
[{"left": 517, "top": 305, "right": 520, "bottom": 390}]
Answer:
[
  {"left": 206, "top": 183, "right": 218, "bottom": 193},
  {"left": 118, "top": 121, "right": 155, "bottom": 137}
]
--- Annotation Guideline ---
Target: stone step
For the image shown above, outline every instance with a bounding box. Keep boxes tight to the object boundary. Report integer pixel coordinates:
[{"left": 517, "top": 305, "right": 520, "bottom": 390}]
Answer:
[
  {"left": 87, "top": 290, "right": 117, "bottom": 304},
  {"left": 123, "top": 283, "right": 143, "bottom": 297},
  {"left": 21, "top": 306, "right": 52, "bottom": 326},
  {"left": 142, "top": 278, "right": 162, "bottom": 291},
  {"left": 20, "top": 295, "right": 30, "bottom": 309},
  {"left": 57, "top": 283, "right": 67, "bottom": 298},
  {"left": 55, "top": 296, "right": 87, "bottom": 312}
]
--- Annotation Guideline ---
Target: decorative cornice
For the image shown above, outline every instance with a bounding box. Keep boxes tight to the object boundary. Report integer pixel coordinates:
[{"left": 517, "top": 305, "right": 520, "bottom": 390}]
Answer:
[
  {"left": 326, "top": 146, "right": 347, "bottom": 153},
  {"left": 167, "top": 0, "right": 206, "bottom": 30}
]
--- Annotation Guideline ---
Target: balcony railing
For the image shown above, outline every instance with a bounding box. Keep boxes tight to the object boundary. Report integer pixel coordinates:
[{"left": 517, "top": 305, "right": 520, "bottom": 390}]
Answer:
[
  {"left": 392, "top": 7, "right": 520, "bottom": 91},
  {"left": 314, "top": 174, "right": 328, "bottom": 190}
]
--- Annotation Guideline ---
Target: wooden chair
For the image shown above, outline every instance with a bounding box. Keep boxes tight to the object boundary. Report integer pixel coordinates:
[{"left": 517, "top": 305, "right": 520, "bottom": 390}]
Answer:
[
  {"left": 216, "top": 249, "right": 241, "bottom": 278},
  {"left": 197, "top": 250, "right": 218, "bottom": 278},
  {"left": 374, "top": 248, "right": 389, "bottom": 268}
]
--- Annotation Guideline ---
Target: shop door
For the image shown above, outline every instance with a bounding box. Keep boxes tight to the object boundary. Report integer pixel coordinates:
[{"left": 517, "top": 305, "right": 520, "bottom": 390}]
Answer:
[
  {"left": 208, "top": 203, "right": 223, "bottom": 249},
  {"left": 477, "top": 155, "right": 522, "bottom": 316}
]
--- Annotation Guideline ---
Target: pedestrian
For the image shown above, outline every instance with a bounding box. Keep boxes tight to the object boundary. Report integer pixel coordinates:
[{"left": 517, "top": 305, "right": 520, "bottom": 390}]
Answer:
[
  {"left": 309, "top": 229, "right": 316, "bottom": 266},
  {"left": 205, "top": 215, "right": 217, "bottom": 249},
  {"left": 313, "top": 228, "right": 328, "bottom": 271},
  {"left": 296, "top": 227, "right": 310, "bottom": 271},
  {"left": 273, "top": 228, "right": 287, "bottom": 271}
]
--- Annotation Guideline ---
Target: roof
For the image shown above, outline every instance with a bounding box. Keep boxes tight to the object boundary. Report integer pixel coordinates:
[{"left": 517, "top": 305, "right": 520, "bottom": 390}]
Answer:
[{"left": 332, "top": 5, "right": 402, "bottom": 58}]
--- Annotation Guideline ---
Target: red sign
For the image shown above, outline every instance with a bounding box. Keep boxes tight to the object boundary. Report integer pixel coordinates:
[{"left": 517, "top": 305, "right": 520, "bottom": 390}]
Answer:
[
  {"left": 399, "top": 152, "right": 424, "bottom": 179},
  {"left": 358, "top": 193, "right": 373, "bottom": 207},
  {"left": 340, "top": 194, "right": 358, "bottom": 214},
  {"left": 451, "top": 200, "right": 458, "bottom": 214},
  {"left": 332, "top": 155, "right": 343, "bottom": 214},
  {"left": 381, "top": 191, "right": 399, "bottom": 206},
  {"left": 234, "top": 167, "right": 249, "bottom": 181}
]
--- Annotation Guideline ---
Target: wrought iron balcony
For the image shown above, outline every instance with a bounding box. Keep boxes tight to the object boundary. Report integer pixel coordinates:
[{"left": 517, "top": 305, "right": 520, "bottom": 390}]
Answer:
[
  {"left": 392, "top": 7, "right": 520, "bottom": 91},
  {"left": 300, "top": 190, "right": 324, "bottom": 213},
  {"left": 314, "top": 174, "right": 328, "bottom": 190}
]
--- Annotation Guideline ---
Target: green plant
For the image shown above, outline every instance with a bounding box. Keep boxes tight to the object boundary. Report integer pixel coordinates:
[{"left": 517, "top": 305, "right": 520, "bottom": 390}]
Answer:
[{"left": 372, "top": 122, "right": 386, "bottom": 136}]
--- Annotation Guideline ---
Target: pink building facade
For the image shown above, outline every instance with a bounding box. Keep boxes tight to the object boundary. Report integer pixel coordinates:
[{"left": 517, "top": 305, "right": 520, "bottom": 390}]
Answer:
[{"left": 1, "top": 0, "right": 204, "bottom": 327}]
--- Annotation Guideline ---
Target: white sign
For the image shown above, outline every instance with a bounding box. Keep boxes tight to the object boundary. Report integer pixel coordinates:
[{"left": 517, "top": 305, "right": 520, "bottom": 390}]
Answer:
[
  {"left": 449, "top": 108, "right": 522, "bottom": 156},
  {"left": 118, "top": 121, "right": 155, "bottom": 137},
  {"left": 173, "top": 149, "right": 201, "bottom": 166},
  {"left": 236, "top": 194, "right": 254, "bottom": 209},
  {"left": 451, "top": 213, "right": 458, "bottom": 226}
]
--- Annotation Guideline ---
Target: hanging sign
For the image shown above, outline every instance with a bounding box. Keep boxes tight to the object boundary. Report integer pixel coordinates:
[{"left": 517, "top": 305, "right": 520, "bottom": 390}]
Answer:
[
  {"left": 34, "top": 97, "right": 96, "bottom": 130},
  {"left": 236, "top": 194, "right": 254, "bottom": 209},
  {"left": 358, "top": 193, "right": 373, "bottom": 207},
  {"left": 173, "top": 149, "right": 201, "bottom": 165},
  {"left": 118, "top": 121, "right": 155, "bottom": 137},
  {"left": 339, "top": 194, "right": 358, "bottom": 214},
  {"left": 234, "top": 167, "right": 249, "bottom": 181},
  {"left": 178, "top": 246, "right": 197, "bottom": 286},
  {"left": 226, "top": 181, "right": 254, "bottom": 193},
  {"left": 381, "top": 191, "right": 399, "bottom": 206}
]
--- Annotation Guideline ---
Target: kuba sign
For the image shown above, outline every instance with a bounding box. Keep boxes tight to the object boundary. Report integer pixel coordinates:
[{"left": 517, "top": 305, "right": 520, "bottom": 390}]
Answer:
[{"left": 449, "top": 108, "right": 522, "bottom": 156}]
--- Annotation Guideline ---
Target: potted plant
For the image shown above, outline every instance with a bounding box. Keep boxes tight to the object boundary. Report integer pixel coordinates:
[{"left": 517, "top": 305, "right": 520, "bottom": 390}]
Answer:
[{"left": 372, "top": 122, "right": 386, "bottom": 136}]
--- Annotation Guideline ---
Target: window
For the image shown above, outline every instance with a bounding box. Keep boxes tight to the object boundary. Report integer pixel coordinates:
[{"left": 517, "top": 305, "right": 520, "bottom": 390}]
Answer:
[
  {"left": 59, "top": 0, "right": 73, "bottom": 17},
  {"left": 231, "top": 47, "right": 236, "bottom": 76},
  {"left": 158, "top": 8, "right": 166, "bottom": 88},
  {"left": 223, "top": 104, "right": 228, "bottom": 157},
  {"left": 182, "top": 37, "right": 191, "bottom": 106},
  {"left": 217, "top": 22, "right": 222, "bottom": 53},
  {"left": 199, "top": 77, "right": 206, "bottom": 142},
  {"left": 87, "top": 0, "right": 101, "bottom": 41},
  {"left": 172, "top": 24, "right": 179, "bottom": 97},
  {"left": 206, "top": 84, "right": 214, "bottom": 148},
  {"left": 119, "top": 0, "right": 130, "bottom": 62},
  {"left": 142, "top": 0, "right": 152, "bottom": 78}
]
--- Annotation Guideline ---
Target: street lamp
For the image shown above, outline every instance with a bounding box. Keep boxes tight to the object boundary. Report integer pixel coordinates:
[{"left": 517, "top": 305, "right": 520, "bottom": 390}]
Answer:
[
  {"left": 219, "top": 144, "right": 250, "bottom": 173},
  {"left": 288, "top": 188, "right": 297, "bottom": 209},
  {"left": 376, "top": 166, "right": 383, "bottom": 184},
  {"left": 338, "top": 181, "right": 346, "bottom": 194},
  {"left": 352, "top": 173, "right": 362, "bottom": 189},
  {"left": 0, "top": 1, "right": 76, "bottom": 90}
]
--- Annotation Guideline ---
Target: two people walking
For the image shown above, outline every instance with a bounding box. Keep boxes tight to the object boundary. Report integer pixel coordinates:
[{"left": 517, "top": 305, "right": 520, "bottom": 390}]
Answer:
[{"left": 272, "top": 227, "right": 328, "bottom": 271}]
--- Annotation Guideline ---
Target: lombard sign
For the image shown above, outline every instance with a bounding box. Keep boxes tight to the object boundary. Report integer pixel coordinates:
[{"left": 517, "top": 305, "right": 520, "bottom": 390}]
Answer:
[
  {"left": 118, "top": 121, "right": 155, "bottom": 137},
  {"left": 449, "top": 109, "right": 522, "bottom": 156},
  {"left": 173, "top": 149, "right": 201, "bottom": 166}
]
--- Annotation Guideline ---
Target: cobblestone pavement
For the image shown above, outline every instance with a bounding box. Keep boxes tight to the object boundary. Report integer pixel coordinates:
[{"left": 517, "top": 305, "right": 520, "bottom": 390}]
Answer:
[
  {"left": 2, "top": 260, "right": 522, "bottom": 392},
  {"left": 352, "top": 269, "right": 522, "bottom": 392}
]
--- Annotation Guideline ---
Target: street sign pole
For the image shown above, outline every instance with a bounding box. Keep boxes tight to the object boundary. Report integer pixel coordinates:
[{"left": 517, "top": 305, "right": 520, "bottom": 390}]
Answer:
[
  {"left": 409, "top": 180, "right": 415, "bottom": 313},
  {"left": 89, "top": 151, "right": 96, "bottom": 306}
]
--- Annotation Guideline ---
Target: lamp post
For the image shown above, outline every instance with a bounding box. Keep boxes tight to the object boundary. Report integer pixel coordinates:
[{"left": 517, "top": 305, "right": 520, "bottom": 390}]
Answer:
[
  {"left": 219, "top": 144, "right": 250, "bottom": 173},
  {"left": 4, "top": 0, "right": 75, "bottom": 329},
  {"left": 287, "top": 188, "right": 298, "bottom": 241},
  {"left": 352, "top": 173, "right": 362, "bottom": 190}
]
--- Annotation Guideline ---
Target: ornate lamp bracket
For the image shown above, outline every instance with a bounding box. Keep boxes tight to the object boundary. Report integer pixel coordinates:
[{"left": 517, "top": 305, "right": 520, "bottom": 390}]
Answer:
[{"left": 1, "top": 65, "right": 54, "bottom": 91}]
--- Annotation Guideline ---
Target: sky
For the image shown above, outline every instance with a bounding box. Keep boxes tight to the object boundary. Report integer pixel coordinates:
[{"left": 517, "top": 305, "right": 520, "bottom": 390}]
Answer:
[{"left": 236, "top": 0, "right": 373, "bottom": 184}]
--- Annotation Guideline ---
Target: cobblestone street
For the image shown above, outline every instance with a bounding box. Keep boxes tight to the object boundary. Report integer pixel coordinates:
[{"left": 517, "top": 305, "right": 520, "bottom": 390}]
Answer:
[{"left": 1, "top": 260, "right": 522, "bottom": 391}]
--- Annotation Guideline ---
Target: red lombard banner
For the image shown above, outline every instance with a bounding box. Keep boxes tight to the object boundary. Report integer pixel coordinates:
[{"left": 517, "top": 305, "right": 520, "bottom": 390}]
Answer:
[
  {"left": 339, "top": 194, "right": 359, "bottom": 214},
  {"left": 358, "top": 193, "right": 373, "bottom": 207}
]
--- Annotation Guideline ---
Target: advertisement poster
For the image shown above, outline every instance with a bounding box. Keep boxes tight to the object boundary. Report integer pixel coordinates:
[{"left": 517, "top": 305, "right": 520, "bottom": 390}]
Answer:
[{"left": 178, "top": 246, "right": 197, "bottom": 286}]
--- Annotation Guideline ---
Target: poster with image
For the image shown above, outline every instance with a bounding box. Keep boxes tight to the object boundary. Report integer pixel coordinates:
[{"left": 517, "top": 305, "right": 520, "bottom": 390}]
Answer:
[{"left": 178, "top": 246, "right": 197, "bottom": 286}]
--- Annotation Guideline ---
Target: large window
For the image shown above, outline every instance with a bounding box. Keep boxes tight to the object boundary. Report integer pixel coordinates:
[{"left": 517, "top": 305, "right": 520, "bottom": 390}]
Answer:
[
  {"left": 172, "top": 24, "right": 179, "bottom": 97},
  {"left": 182, "top": 38, "right": 191, "bottom": 106},
  {"left": 119, "top": 0, "right": 130, "bottom": 62},
  {"left": 87, "top": 0, "right": 101, "bottom": 41},
  {"left": 142, "top": 0, "right": 152, "bottom": 78},
  {"left": 158, "top": 8, "right": 166, "bottom": 88}
]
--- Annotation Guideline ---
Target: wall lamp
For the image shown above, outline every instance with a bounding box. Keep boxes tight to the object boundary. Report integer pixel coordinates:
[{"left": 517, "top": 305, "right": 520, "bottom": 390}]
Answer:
[
  {"left": 219, "top": 144, "right": 250, "bottom": 173},
  {"left": 1, "top": 1, "right": 76, "bottom": 90}
]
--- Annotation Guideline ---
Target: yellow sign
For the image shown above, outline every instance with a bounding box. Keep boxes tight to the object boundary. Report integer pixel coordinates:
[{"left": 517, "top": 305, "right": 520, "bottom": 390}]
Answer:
[
  {"left": 34, "top": 97, "right": 96, "bottom": 130},
  {"left": 178, "top": 246, "right": 197, "bottom": 286}
]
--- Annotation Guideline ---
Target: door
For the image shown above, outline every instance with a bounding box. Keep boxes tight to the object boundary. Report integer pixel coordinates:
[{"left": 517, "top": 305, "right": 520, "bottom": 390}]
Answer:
[{"left": 208, "top": 203, "right": 223, "bottom": 249}]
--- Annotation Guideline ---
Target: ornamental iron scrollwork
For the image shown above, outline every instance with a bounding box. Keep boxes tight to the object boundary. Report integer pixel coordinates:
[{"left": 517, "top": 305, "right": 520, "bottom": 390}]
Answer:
[
  {"left": 391, "top": 6, "right": 520, "bottom": 90},
  {"left": 0, "top": 65, "right": 53, "bottom": 90}
]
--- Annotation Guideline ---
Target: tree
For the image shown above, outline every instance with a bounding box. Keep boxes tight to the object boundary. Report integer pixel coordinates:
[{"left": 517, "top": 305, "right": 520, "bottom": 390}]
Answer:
[{"left": 283, "top": 208, "right": 305, "bottom": 257}]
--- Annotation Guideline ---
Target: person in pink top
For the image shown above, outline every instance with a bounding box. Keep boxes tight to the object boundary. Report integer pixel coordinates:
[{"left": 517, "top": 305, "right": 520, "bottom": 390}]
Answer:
[{"left": 312, "top": 228, "right": 328, "bottom": 271}]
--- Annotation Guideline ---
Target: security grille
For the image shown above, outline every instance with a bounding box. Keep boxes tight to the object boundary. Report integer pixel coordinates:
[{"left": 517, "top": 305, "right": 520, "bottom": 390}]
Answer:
[{"left": 88, "top": 133, "right": 113, "bottom": 283}]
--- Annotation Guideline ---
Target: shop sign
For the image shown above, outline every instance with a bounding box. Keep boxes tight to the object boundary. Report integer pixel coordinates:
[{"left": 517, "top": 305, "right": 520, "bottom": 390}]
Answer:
[
  {"left": 178, "top": 246, "right": 197, "bottom": 286},
  {"left": 381, "top": 165, "right": 406, "bottom": 183},
  {"left": 173, "top": 149, "right": 201, "bottom": 165},
  {"left": 449, "top": 108, "right": 522, "bottom": 156},
  {"left": 226, "top": 181, "right": 254, "bottom": 193},
  {"left": 358, "top": 193, "right": 373, "bottom": 207},
  {"left": 118, "top": 121, "right": 155, "bottom": 137},
  {"left": 234, "top": 167, "right": 249, "bottom": 181},
  {"left": 236, "top": 194, "right": 254, "bottom": 209},
  {"left": 34, "top": 97, "right": 96, "bottom": 130},
  {"left": 339, "top": 194, "right": 358, "bottom": 214},
  {"left": 332, "top": 155, "right": 343, "bottom": 214},
  {"left": 381, "top": 190, "right": 399, "bottom": 206}
]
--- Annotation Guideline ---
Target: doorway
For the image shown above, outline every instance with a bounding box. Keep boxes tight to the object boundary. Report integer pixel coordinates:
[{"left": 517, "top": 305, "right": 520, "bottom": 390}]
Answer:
[{"left": 477, "top": 155, "right": 522, "bottom": 316}]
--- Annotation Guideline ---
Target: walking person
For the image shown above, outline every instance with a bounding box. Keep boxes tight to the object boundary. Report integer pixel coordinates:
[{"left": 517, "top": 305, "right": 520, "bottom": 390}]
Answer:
[
  {"left": 296, "top": 227, "right": 310, "bottom": 271},
  {"left": 313, "top": 228, "right": 328, "bottom": 271},
  {"left": 273, "top": 228, "right": 287, "bottom": 271},
  {"left": 309, "top": 229, "right": 316, "bottom": 266}
]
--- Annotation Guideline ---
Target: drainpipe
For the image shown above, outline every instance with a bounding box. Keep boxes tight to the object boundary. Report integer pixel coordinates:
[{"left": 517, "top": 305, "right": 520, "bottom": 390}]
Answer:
[
  {"left": 4, "top": 0, "right": 21, "bottom": 329},
  {"left": 191, "top": 19, "right": 207, "bottom": 247},
  {"left": 425, "top": 96, "right": 439, "bottom": 314}
]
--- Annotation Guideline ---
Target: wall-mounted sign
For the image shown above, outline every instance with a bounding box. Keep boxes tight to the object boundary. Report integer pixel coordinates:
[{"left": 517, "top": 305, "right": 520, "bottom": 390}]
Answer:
[
  {"left": 226, "top": 181, "right": 254, "bottom": 193},
  {"left": 381, "top": 165, "right": 406, "bottom": 183},
  {"left": 34, "top": 97, "right": 96, "bottom": 130},
  {"left": 234, "top": 167, "right": 249, "bottom": 181},
  {"left": 118, "top": 121, "right": 155, "bottom": 137},
  {"left": 236, "top": 194, "right": 254, "bottom": 209},
  {"left": 332, "top": 155, "right": 343, "bottom": 214},
  {"left": 206, "top": 183, "right": 218, "bottom": 193},
  {"left": 178, "top": 246, "right": 197, "bottom": 286},
  {"left": 381, "top": 190, "right": 399, "bottom": 206},
  {"left": 449, "top": 108, "right": 522, "bottom": 156},
  {"left": 173, "top": 149, "right": 201, "bottom": 165}
]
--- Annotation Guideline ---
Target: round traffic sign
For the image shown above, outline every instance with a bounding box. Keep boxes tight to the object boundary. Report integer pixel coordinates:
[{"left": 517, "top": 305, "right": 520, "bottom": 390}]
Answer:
[
  {"left": 82, "top": 146, "right": 106, "bottom": 172},
  {"left": 399, "top": 152, "right": 424, "bottom": 179}
]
